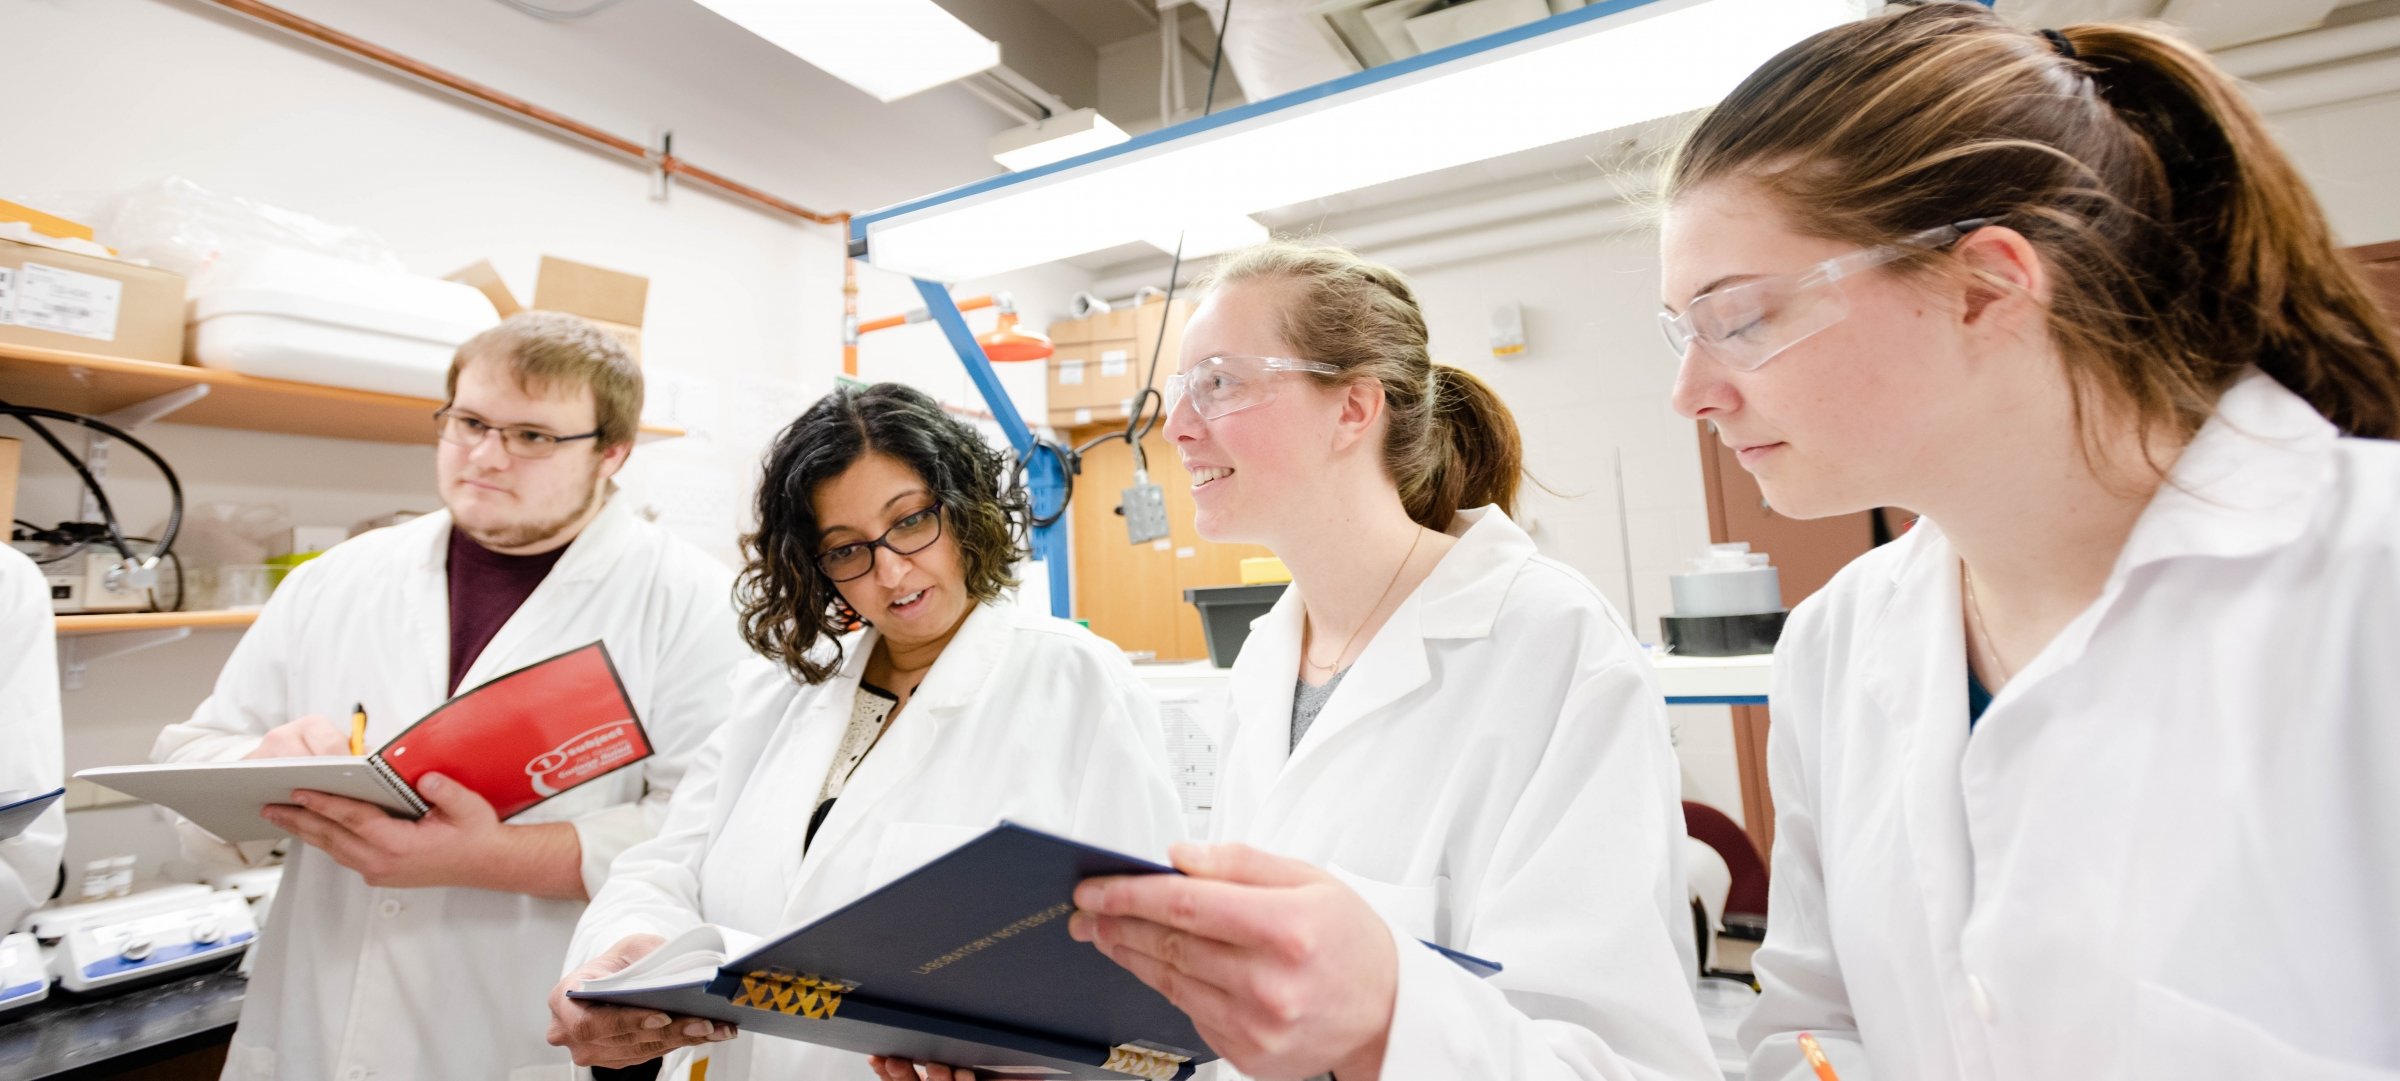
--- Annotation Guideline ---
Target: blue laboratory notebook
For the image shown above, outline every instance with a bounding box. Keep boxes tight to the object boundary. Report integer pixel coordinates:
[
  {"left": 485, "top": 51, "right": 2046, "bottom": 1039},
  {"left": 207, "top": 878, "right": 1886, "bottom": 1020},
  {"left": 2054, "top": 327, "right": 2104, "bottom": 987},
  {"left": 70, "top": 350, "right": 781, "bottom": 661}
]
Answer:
[
  {"left": 0, "top": 788, "right": 65, "bottom": 840},
  {"left": 571, "top": 822, "right": 1499, "bottom": 1080}
]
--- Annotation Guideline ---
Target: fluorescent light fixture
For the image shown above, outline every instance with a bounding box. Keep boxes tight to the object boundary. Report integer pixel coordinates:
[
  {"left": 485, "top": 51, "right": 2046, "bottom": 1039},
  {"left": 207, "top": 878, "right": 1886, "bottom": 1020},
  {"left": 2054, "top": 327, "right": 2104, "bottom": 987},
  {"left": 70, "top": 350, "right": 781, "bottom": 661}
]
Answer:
[
  {"left": 1144, "top": 216, "right": 1271, "bottom": 257},
  {"left": 692, "top": 0, "right": 1000, "bottom": 103},
  {"left": 990, "top": 108, "right": 1132, "bottom": 171},
  {"left": 857, "top": 0, "right": 1860, "bottom": 281}
]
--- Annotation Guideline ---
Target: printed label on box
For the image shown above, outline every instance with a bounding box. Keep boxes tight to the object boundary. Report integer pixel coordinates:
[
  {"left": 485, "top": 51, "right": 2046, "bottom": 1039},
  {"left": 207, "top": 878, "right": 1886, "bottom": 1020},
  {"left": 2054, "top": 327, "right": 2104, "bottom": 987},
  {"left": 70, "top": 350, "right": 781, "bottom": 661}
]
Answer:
[
  {"left": 1100, "top": 350, "right": 1129, "bottom": 377},
  {"left": 1074, "top": 408, "right": 1093, "bottom": 425},
  {"left": 1057, "top": 360, "right": 1086, "bottom": 386},
  {"left": 0, "top": 266, "right": 14, "bottom": 324},
  {"left": 14, "top": 263, "right": 122, "bottom": 340}
]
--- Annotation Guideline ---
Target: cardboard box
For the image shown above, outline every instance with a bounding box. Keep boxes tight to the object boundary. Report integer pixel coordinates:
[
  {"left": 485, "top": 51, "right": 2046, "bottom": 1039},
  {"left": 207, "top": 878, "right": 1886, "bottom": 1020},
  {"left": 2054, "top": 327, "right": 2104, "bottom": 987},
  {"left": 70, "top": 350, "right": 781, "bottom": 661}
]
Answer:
[
  {"left": 447, "top": 255, "right": 647, "bottom": 362},
  {"left": 0, "top": 238, "right": 187, "bottom": 364},
  {"left": 1045, "top": 297, "right": 1189, "bottom": 429},
  {"left": 1047, "top": 315, "right": 1096, "bottom": 347}
]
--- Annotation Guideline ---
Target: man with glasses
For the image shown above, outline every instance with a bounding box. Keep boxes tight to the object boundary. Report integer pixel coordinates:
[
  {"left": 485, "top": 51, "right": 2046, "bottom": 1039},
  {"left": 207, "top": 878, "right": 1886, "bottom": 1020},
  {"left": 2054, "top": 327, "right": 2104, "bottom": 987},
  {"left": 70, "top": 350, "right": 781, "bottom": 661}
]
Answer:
[{"left": 152, "top": 311, "right": 747, "bottom": 1081}]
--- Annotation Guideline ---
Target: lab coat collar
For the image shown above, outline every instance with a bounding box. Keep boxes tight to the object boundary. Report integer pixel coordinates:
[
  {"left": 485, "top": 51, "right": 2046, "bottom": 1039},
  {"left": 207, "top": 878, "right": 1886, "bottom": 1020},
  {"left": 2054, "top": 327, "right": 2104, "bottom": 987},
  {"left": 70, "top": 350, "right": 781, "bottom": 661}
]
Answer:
[
  {"left": 1413, "top": 506, "right": 1538, "bottom": 638},
  {"left": 1857, "top": 527, "right": 1979, "bottom": 937},
  {"left": 2114, "top": 369, "right": 2337, "bottom": 570},
  {"left": 1859, "top": 371, "right": 2337, "bottom": 824},
  {"left": 1229, "top": 506, "right": 1531, "bottom": 801},
  {"left": 784, "top": 604, "right": 1008, "bottom": 920},
  {"left": 901, "top": 601, "right": 1014, "bottom": 714}
]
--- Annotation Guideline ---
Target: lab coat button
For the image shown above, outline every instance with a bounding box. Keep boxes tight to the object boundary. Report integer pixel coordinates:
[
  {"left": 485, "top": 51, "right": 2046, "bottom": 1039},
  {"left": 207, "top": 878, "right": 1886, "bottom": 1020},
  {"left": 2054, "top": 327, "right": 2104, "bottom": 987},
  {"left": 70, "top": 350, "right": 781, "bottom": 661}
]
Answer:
[
  {"left": 344, "top": 1067, "right": 367, "bottom": 1081},
  {"left": 378, "top": 899, "right": 403, "bottom": 918},
  {"left": 1968, "top": 975, "right": 1996, "bottom": 1022}
]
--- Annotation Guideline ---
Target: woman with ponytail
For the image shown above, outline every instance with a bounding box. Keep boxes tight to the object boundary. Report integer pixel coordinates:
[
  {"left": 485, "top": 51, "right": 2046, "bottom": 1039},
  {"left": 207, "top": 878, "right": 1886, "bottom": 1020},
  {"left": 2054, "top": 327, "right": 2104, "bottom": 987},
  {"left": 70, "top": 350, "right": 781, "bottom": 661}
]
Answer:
[
  {"left": 1656, "top": 5, "right": 2400, "bottom": 1079},
  {"left": 1052, "top": 239, "right": 1712, "bottom": 1080}
]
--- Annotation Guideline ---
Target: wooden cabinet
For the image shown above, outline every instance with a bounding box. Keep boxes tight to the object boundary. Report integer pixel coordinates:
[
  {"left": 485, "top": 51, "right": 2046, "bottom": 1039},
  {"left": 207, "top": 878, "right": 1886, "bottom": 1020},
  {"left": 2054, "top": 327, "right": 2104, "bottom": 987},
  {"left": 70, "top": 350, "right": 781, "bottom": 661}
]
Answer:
[{"left": 1064, "top": 423, "right": 1273, "bottom": 661}]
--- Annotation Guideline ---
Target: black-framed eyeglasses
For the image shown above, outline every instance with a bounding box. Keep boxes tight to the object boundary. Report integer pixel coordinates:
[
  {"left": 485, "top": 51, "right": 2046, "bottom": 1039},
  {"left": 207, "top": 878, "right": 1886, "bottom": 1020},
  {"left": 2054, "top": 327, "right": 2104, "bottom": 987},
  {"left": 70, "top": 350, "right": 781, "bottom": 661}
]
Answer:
[
  {"left": 434, "top": 409, "right": 603, "bottom": 459},
  {"left": 817, "top": 503, "right": 945, "bottom": 582}
]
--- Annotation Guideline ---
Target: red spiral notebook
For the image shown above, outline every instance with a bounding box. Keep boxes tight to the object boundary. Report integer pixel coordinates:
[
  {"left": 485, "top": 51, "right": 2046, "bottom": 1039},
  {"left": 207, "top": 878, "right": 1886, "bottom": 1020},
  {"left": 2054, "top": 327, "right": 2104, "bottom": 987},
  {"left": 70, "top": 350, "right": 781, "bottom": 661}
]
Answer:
[{"left": 79, "top": 641, "right": 650, "bottom": 843}]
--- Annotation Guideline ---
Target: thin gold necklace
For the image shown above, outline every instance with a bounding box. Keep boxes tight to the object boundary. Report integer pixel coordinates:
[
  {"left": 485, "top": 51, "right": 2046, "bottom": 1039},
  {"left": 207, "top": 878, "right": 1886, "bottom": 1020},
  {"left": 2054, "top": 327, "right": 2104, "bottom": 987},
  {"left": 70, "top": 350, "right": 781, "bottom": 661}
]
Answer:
[
  {"left": 1305, "top": 528, "right": 1425, "bottom": 673},
  {"left": 1961, "top": 562, "right": 2013, "bottom": 686}
]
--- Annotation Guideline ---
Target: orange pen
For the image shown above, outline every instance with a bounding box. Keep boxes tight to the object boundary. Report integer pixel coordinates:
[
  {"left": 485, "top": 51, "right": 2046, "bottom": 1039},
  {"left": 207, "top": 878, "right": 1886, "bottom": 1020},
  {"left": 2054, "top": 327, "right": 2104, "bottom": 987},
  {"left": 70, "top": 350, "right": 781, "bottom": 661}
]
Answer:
[{"left": 1797, "top": 1032, "right": 1842, "bottom": 1081}]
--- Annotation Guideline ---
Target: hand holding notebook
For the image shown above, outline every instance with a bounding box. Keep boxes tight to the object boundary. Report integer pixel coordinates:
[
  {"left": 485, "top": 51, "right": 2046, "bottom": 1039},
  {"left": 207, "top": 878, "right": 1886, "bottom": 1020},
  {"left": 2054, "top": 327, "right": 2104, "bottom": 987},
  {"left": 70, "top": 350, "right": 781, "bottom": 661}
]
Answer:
[
  {"left": 568, "top": 824, "right": 1498, "bottom": 1080},
  {"left": 79, "top": 642, "right": 647, "bottom": 844}
]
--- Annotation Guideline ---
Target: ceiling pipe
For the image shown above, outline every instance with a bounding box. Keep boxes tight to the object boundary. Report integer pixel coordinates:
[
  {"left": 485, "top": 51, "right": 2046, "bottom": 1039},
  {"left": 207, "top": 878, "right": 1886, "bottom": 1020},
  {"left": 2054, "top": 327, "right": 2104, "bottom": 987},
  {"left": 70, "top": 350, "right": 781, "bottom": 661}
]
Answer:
[{"left": 194, "top": 0, "right": 848, "bottom": 227}]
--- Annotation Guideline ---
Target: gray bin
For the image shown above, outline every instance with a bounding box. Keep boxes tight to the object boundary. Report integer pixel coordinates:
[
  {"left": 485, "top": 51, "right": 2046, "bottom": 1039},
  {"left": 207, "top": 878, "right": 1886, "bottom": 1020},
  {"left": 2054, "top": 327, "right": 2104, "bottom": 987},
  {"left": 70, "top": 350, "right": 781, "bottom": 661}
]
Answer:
[{"left": 1182, "top": 583, "right": 1288, "bottom": 668}]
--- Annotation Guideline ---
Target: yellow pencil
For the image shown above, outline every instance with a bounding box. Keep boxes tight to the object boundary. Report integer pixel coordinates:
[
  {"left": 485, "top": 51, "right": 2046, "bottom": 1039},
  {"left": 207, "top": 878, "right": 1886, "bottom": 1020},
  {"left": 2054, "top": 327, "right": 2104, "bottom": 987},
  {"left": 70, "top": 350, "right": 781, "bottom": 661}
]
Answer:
[
  {"left": 349, "top": 702, "right": 368, "bottom": 757},
  {"left": 1798, "top": 1032, "right": 1841, "bottom": 1081}
]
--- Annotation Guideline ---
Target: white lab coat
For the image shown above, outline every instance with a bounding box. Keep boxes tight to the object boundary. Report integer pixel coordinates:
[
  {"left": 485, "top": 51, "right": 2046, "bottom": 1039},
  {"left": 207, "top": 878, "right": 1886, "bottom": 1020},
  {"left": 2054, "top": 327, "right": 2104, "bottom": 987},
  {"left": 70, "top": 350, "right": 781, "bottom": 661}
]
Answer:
[
  {"left": 568, "top": 600, "right": 1189, "bottom": 1081},
  {"left": 1207, "top": 507, "right": 1718, "bottom": 1081},
  {"left": 1, "top": 546, "right": 65, "bottom": 931},
  {"left": 151, "top": 497, "right": 746, "bottom": 1081},
  {"left": 1740, "top": 371, "right": 2400, "bottom": 1081}
]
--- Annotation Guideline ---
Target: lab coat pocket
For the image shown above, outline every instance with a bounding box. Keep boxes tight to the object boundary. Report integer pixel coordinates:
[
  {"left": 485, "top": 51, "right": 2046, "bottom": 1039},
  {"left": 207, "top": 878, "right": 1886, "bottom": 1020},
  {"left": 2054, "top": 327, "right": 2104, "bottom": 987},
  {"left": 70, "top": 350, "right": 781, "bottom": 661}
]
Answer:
[
  {"left": 2132, "top": 981, "right": 2398, "bottom": 1080},
  {"left": 1326, "top": 863, "right": 1444, "bottom": 945},
  {"left": 867, "top": 821, "right": 988, "bottom": 891}
]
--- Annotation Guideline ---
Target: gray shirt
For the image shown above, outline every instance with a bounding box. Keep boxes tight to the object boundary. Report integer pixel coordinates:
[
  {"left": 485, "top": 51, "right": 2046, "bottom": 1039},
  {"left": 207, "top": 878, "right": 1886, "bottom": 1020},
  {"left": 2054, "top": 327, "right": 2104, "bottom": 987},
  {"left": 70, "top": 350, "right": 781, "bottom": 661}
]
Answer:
[{"left": 1291, "top": 667, "right": 1350, "bottom": 752}]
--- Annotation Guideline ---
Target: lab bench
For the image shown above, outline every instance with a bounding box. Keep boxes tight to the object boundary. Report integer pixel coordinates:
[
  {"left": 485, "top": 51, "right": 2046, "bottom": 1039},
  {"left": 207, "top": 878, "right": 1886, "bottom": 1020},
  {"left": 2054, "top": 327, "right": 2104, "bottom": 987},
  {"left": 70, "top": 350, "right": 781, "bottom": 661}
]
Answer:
[{"left": 0, "top": 964, "right": 241, "bottom": 1081}]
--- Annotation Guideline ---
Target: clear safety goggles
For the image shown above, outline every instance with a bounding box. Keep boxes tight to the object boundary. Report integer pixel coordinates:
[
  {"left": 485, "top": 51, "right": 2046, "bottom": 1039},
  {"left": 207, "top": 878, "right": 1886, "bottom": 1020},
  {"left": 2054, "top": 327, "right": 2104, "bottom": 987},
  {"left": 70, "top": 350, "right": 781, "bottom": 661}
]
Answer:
[
  {"left": 1164, "top": 355, "right": 1344, "bottom": 421},
  {"left": 1658, "top": 219, "right": 1991, "bottom": 371}
]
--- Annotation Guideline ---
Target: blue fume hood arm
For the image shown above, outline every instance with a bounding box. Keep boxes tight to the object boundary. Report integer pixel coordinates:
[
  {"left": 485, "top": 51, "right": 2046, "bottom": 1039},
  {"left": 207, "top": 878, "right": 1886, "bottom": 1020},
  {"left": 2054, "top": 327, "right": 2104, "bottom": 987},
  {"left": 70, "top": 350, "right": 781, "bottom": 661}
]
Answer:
[{"left": 912, "top": 277, "right": 1073, "bottom": 621}]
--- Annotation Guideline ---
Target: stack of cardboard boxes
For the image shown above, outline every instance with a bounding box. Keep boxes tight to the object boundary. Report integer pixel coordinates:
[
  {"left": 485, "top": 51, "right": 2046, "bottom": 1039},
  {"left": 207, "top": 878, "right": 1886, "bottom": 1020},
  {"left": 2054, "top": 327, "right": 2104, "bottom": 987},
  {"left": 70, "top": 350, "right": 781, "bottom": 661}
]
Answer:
[{"left": 1044, "top": 297, "right": 1189, "bottom": 430}]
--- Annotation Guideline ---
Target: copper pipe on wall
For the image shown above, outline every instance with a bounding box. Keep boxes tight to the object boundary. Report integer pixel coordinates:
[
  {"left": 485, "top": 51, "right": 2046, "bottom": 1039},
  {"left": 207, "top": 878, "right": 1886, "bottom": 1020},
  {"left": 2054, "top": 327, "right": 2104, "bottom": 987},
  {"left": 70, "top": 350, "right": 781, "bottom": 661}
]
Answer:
[{"left": 196, "top": 0, "right": 848, "bottom": 227}]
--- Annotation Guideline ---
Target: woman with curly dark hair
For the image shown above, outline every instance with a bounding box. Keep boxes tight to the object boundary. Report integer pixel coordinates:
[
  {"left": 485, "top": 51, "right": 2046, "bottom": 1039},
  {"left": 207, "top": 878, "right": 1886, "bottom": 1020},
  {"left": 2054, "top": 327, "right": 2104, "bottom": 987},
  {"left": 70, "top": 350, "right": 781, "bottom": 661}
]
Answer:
[{"left": 546, "top": 382, "right": 1185, "bottom": 1080}]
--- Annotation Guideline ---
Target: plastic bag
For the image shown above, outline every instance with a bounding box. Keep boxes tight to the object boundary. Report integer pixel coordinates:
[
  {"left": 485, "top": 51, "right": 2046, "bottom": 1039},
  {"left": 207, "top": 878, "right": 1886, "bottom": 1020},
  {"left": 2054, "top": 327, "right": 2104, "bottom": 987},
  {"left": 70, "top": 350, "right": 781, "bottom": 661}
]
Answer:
[{"left": 97, "top": 177, "right": 404, "bottom": 287}]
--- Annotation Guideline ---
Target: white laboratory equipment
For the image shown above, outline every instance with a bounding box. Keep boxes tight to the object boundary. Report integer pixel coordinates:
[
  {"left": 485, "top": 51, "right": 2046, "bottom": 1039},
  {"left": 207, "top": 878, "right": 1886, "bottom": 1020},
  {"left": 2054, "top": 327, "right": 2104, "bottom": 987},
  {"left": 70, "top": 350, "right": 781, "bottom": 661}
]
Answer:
[
  {"left": 0, "top": 931, "right": 47, "bottom": 1013},
  {"left": 17, "top": 884, "right": 257, "bottom": 994}
]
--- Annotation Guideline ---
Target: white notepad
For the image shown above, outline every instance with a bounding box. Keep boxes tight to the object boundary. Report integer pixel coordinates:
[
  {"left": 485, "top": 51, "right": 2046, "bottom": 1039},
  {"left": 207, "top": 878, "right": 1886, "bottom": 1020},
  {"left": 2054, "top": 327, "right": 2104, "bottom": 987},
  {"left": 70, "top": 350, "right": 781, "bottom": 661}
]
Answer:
[{"left": 76, "top": 758, "right": 418, "bottom": 843}]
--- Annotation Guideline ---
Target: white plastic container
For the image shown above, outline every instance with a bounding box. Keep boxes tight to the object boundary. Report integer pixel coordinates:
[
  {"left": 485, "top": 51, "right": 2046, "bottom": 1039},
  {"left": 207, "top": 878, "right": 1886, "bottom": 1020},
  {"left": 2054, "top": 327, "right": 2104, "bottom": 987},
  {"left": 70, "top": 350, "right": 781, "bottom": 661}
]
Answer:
[
  {"left": 188, "top": 246, "right": 498, "bottom": 399},
  {"left": 1669, "top": 542, "right": 1785, "bottom": 618}
]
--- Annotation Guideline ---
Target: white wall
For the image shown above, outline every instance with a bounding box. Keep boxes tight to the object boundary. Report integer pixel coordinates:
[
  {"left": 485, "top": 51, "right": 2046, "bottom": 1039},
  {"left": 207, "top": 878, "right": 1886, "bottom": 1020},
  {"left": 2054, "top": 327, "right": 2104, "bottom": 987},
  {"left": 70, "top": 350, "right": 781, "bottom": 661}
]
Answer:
[
  {"left": 0, "top": 0, "right": 1093, "bottom": 880},
  {"left": 2269, "top": 90, "right": 2400, "bottom": 247}
]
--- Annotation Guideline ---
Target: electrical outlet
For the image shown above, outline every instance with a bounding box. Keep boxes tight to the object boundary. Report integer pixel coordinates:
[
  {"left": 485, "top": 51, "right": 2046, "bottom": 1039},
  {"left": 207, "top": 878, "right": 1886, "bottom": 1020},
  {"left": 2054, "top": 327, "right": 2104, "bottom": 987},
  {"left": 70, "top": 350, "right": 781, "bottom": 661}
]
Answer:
[{"left": 1120, "top": 483, "right": 1170, "bottom": 545}]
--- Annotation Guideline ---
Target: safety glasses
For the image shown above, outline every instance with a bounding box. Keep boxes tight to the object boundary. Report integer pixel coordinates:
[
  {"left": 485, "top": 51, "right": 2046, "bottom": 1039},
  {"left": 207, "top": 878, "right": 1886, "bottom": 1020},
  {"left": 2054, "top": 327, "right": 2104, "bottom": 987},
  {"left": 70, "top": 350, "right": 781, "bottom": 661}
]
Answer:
[
  {"left": 1164, "top": 355, "right": 1344, "bottom": 421},
  {"left": 1659, "top": 219, "right": 1991, "bottom": 371}
]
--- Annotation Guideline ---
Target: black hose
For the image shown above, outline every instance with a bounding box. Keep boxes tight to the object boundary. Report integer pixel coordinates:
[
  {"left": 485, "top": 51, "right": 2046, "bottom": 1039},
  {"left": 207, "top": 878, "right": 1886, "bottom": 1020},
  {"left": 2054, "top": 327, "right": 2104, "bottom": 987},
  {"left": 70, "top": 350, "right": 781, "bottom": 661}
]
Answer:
[{"left": 0, "top": 400, "right": 186, "bottom": 566}]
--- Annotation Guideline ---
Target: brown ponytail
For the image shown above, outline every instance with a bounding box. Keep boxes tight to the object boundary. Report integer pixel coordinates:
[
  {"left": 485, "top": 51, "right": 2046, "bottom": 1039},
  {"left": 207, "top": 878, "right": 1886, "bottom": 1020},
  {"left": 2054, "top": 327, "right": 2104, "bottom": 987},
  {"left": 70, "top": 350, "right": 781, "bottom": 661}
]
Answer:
[
  {"left": 1417, "top": 364, "right": 1522, "bottom": 528},
  {"left": 1204, "top": 239, "right": 1525, "bottom": 529},
  {"left": 1666, "top": 3, "right": 2400, "bottom": 448}
]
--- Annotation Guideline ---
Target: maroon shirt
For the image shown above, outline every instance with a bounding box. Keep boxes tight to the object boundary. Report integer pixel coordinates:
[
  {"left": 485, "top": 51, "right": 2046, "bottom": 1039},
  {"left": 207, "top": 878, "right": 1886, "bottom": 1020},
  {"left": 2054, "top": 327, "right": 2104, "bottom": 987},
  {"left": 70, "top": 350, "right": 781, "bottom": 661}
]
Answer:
[{"left": 445, "top": 527, "right": 569, "bottom": 694}]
